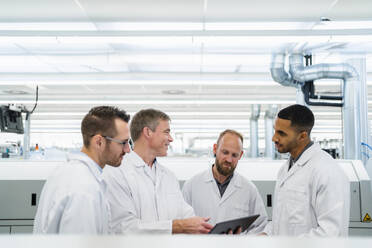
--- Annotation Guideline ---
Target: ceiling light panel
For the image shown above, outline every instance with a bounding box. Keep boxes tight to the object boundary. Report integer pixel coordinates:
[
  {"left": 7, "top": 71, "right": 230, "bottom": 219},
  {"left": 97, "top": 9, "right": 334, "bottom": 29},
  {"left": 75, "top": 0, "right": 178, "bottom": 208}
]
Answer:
[
  {"left": 0, "top": 22, "right": 97, "bottom": 31},
  {"left": 1, "top": 21, "right": 371, "bottom": 31}
]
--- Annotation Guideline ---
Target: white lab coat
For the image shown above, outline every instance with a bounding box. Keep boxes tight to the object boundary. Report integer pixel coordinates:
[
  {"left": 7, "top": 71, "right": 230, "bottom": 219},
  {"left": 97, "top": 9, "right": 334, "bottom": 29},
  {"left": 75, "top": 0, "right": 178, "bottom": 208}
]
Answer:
[
  {"left": 103, "top": 152, "right": 194, "bottom": 234},
  {"left": 33, "top": 152, "right": 110, "bottom": 234},
  {"left": 182, "top": 167, "right": 268, "bottom": 234},
  {"left": 263, "top": 143, "right": 350, "bottom": 237}
]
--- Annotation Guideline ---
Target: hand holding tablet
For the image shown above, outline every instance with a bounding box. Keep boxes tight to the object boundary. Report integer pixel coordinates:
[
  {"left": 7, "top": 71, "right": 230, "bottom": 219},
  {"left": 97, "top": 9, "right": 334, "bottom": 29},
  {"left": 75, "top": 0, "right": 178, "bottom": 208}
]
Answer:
[{"left": 209, "top": 215, "right": 260, "bottom": 234}]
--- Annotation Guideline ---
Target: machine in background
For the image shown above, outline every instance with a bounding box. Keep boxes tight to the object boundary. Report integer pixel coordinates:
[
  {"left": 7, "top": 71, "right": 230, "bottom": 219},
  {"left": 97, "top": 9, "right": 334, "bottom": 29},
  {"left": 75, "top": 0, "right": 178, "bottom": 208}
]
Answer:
[{"left": 0, "top": 158, "right": 371, "bottom": 235}]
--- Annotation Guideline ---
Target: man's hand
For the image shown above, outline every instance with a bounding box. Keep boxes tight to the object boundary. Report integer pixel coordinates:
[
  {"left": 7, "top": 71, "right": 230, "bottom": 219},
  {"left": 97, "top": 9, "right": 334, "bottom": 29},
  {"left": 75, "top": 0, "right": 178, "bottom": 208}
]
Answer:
[
  {"left": 172, "top": 217, "right": 213, "bottom": 234},
  {"left": 227, "top": 226, "right": 242, "bottom": 235}
]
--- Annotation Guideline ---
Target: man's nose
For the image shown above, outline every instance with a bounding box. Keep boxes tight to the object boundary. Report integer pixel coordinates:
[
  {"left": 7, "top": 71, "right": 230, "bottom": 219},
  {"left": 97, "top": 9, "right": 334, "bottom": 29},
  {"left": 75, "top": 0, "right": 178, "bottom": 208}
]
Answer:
[
  {"left": 226, "top": 155, "right": 233, "bottom": 162},
  {"left": 124, "top": 143, "right": 131, "bottom": 153}
]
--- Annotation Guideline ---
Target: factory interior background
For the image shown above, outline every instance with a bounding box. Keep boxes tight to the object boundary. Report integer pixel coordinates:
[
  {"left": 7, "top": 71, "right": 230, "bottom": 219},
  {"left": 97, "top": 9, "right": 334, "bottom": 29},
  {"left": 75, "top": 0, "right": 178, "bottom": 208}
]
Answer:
[
  {"left": 1, "top": 0, "right": 372, "bottom": 161},
  {"left": 1, "top": 0, "right": 372, "bottom": 241}
]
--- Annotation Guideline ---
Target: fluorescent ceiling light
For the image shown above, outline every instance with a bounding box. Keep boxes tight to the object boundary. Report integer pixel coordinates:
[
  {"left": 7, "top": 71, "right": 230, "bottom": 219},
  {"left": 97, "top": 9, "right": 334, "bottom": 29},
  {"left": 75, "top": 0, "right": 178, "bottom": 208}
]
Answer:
[
  {"left": 170, "top": 119, "right": 251, "bottom": 124},
  {"left": 0, "top": 34, "right": 371, "bottom": 45},
  {"left": 30, "top": 129, "right": 342, "bottom": 135},
  {"left": 33, "top": 112, "right": 252, "bottom": 117},
  {"left": 313, "top": 112, "right": 341, "bottom": 116},
  {"left": 312, "top": 21, "right": 372, "bottom": 30},
  {"left": 57, "top": 35, "right": 372, "bottom": 46},
  {"left": 205, "top": 22, "right": 314, "bottom": 30},
  {"left": 0, "top": 22, "right": 97, "bottom": 31},
  {"left": 4, "top": 79, "right": 369, "bottom": 86},
  {"left": 31, "top": 124, "right": 79, "bottom": 128},
  {"left": 329, "top": 35, "right": 372, "bottom": 43},
  {"left": 32, "top": 111, "right": 350, "bottom": 118},
  {"left": 168, "top": 112, "right": 251, "bottom": 116},
  {"left": 31, "top": 129, "right": 80, "bottom": 133},
  {"left": 33, "top": 112, "right": 86, "bottom": 116},
  {"left": 0, "top": 36, "right": 194, "bottom": 45},
  {"left": 95, "top": 22, "right": 203, "bottom": 31},
  {"left": 0, "top": 80, "right": 279, "bottom": 86},
  {"left": 31, "top": 124, "right": 254, "bottom": 129},
  {"left": 0, "top": 99, "right": 296, "bottom": 105},
  {"left": 57, "top": 36, "right": 194, "bottom": 45},
  {"left": 1, "top": 21, "right": 371, "bottom": 32},
  {"left": 0, "top": 54, "right": 271, "bottom": 66},
  {"left": 0, "top": 36, "right": 60, "bottom": 44},
  {"left": 193, "top": 36, "right": 330, "bottom": 46}
]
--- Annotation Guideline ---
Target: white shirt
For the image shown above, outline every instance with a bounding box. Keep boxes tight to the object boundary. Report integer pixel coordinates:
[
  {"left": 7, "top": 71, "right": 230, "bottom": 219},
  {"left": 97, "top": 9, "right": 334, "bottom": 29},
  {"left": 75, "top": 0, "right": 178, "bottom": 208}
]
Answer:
[
  {"left": 103, "top": 152, "right": 195, "bottom": 234},
  {"left": 182, "top": 167, "right": 268, "bottom": 234},
  {"left": 33, "top": 152, "right": 110, "bottom": 234},
  {"left": 264, "top": 143, "right": 350, "bottom": 237}
]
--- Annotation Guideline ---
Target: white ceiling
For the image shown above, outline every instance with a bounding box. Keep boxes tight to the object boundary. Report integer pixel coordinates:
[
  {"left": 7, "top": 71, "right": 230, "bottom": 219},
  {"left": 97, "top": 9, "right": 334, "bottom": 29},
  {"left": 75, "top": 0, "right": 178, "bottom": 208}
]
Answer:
[
  {"left": 1, "top": 0, "right": 371, "bottom": 22},
  {"left": 0, "top": 0, "right": 372, "bottom": 142}
]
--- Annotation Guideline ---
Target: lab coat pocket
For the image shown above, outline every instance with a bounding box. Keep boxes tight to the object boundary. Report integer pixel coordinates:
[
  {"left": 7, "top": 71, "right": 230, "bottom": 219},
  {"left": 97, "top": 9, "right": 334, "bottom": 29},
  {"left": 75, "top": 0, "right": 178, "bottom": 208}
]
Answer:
[{"left": 285, "top": 188, "right": 307, "bottom": 224}]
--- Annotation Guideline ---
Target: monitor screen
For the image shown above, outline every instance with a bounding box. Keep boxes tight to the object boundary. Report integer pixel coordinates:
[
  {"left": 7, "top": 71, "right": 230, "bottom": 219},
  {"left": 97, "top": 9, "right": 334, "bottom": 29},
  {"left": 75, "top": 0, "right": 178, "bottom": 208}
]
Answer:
[{"left": 0, "top": 106, "right": 24, "bottom": 134}]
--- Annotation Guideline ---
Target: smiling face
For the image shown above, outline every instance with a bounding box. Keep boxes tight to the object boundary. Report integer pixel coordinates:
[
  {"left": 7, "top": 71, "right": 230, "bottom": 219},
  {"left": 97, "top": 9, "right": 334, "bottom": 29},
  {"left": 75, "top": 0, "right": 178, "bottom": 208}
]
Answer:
[
  {"left": 103, "top": 118, "right": 130, "bottom": 167},
  {"left": 213, "top": 133, "right": 243, "bottom": 177},
  {"left": 272, "top": 117, "right": 303, "bottom": 156},
  {"left": 148, "top": 119, "right": 173, "bottom": 157}
]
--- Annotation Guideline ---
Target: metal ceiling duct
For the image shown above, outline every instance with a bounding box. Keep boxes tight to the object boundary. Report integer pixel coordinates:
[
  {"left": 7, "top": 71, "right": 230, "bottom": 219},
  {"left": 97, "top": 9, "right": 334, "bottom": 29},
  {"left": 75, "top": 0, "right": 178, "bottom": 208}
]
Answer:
[
  {"left": 270, "top": 53, "right": 370, "bottom": 164},
  {"left": 288, "top": 53, "right": 357, "bottom": 82},
  {"left": 343, "top": 58, "right": 369, "bottom": 164},
  {"left": 270, "top": 53, "right": 299, "bottom": 87},
  {"left": 270, "top": 53, "right": 306, "bottom": 105},
  {"left": 264, "top": 105, "right": 278, "bottom": 159},
  {"left": 250, "top": 104, "right": 261, "bottom": 158}
]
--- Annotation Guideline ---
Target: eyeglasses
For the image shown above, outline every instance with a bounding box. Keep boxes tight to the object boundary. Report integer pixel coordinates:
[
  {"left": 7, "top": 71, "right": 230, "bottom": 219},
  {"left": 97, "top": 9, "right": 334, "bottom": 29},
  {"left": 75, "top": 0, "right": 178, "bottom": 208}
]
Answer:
[{"left": 102, "top": 136, "right": 131, "bottom": 148}]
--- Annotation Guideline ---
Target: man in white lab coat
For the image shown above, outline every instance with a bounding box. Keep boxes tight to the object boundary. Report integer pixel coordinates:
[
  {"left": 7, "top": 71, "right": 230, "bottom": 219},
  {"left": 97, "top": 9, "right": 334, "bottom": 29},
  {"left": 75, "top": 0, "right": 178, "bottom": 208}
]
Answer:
[
  {"left": 182, "top": 129, "right": 268, "bottom": 234},
  {"left": 262, "top": 104, "right": 350, "bottom": 236},
  {"left": 103, "top": 109, "right": 213, "bottom": 234},
  {"left": 33, "top": 106, "right": 131, "bottom": 234}
]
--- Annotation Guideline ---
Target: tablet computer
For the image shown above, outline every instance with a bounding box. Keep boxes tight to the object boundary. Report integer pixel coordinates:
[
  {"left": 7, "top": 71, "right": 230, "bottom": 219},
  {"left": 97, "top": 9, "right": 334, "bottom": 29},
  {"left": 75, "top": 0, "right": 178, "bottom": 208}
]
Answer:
[{"left": 209, "top": 214, "right": 260, "bottom": 234}]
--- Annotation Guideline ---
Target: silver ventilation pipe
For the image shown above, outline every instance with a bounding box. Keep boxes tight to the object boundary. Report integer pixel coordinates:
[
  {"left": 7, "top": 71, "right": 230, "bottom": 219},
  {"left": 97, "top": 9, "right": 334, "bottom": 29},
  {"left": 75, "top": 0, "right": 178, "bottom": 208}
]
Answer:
[
  {"left": 271, "top": 53, "right": 369, "bottom": 164},
  {"left": 343, "top": 58, "right": 369, "bottom": 164},
  {"left": 289, "top": 54, "right": 357, "bottom": 82},
  {"left": 264, "top": 105, "right": 278, "bottom": 159},
  {"left": 288, "top": 54, "right": 369, "bottom": 163},
  {"left": 250, "top": 104, "right": 261, "bottom": 158},
  {"left": 270, "top": 53, "right": 298, "bottom": 87},
  {"left": 270, "top": 54, "right": 305, "bottom": 105},
  {"left": 23, "top": 113, "right": 31, "bottom": 159}
]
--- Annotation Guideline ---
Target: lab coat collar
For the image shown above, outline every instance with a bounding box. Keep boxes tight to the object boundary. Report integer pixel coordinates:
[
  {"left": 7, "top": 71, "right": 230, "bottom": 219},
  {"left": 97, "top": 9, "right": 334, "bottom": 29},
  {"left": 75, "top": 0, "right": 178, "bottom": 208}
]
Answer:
[
  {"left": 219, "top": 172, "right": 242, "bottom": 205},
  {"left": 204, "top": 165, "right": 215, "bottom": 182},
  {"left": 279, "top": 142, "right": 319, "bottom": 187},
  {"left": 126, "top": 151, "right": 165, "bottom": 185},
  {"left": 204, "top": 165, "right": 242, "bottom": 205},
  {"left": 295, "top": 142, "right": 318, "bottom": 167},
  {"left": 67, "top": 151, "right": 104, "bottom": 184},
  {"left": 128, "top": 151, "right": 158, "bottom": 169}
]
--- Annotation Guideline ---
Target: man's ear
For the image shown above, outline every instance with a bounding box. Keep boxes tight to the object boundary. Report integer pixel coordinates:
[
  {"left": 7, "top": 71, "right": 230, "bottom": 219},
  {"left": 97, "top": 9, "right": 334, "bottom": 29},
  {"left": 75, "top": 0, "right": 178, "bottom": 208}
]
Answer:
[
  {"left": 239, "top": 150, "right": 244, "bottom": 160},
  {"left": 299, "top": 130, "right": 308, "bottom": 141},
  {"left": 91, "top": 134, "right": 104, "bottom": 150},
  {"left": 143, "top": 127, "right": 152, "bottom": 139},
  {"left": 213, "top": 143, "right": 217, "bottom": 157}
]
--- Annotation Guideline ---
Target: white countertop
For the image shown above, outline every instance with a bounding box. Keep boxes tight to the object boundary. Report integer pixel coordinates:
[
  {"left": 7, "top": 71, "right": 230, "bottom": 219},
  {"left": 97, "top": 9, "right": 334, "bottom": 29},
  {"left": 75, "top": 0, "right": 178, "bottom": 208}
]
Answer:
[{"left": 0, "top": 235, "right": 370, "bottom": 248}]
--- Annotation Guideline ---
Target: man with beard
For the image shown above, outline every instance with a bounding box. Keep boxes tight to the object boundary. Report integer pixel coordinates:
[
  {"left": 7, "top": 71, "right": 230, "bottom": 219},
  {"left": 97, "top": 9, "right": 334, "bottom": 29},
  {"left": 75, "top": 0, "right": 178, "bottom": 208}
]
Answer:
[
  {"left": 34, "top": 106, "right": 131, "bottom": 234},
  {"left": 262, "top": 104, "right": 350, "bottom": 236},
  {"left": 182, "top": 129, "right": 268, "bottom": 234},
  {"left": 103, "top": 109, "right": 213, "bottom": 234}
]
